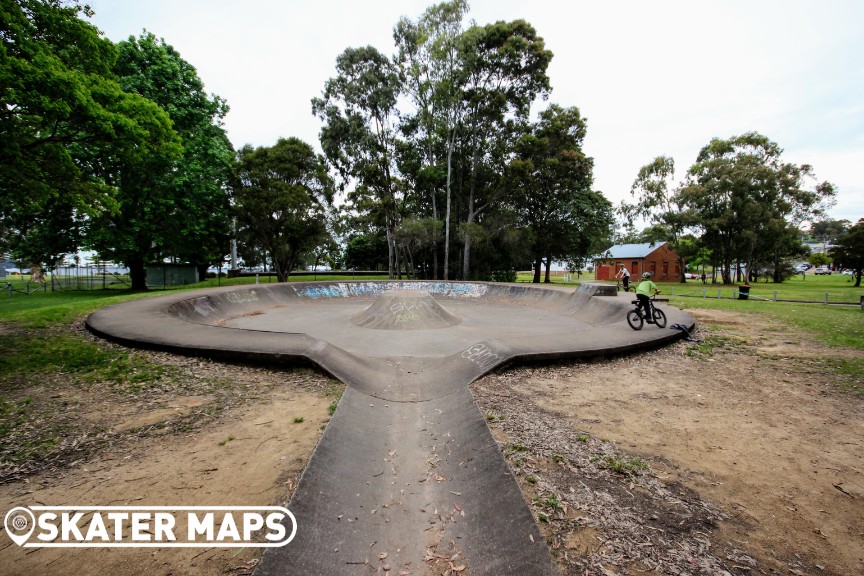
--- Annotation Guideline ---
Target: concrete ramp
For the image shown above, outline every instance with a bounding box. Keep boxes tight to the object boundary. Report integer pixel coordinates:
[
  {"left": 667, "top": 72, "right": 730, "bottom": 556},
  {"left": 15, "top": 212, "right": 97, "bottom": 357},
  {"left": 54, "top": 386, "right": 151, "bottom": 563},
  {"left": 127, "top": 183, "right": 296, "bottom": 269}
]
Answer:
[
  {"left": 349, "top": 289, "right": 461, "bottom": 330},
  {"left": 85, "top": 281, "right": 695, "bottom": 575},
  {"left": 257, "top": 386, "right": 556, "bottom": 575}
]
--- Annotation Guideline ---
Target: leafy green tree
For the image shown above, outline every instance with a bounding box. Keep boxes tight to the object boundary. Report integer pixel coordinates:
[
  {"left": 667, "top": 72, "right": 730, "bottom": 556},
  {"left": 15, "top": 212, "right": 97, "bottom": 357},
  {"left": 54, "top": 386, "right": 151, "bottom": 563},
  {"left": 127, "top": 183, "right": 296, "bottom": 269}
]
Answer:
[
  {"left": 233, "top": 138, "right": 333, "bottom": 282},
  {"left": 0, "top": 0, "right": 177, "bottom": 262},
  {"left": 394, "top": 3, "right": 552, "bottom": 280},
  {"left": 679, "top": 132, "right": 835, "bottom": 284},
  {"left": 393, "top": 1, "right": 468, "bottom": 279},
  {"left": 808, "top": 252, "right": 831, "bottom": 268},
  {"left": 829, "top": 219, "right": 864, "bottom": 287},
  {"left": 622, "top": 156, "right": 690, "bottom": 281},
  {"left": 457, "top": 19, "right": 552, "bottom": 279},
  {"left": 312, "top": 45, "right": 402, "bottom": 278},
  {"left": 509, "top": 104, "right": 612, "bottom": 283},
  {"left": 4, "top": 196, "right": 81, "bottom": 274},
  {"left": 343, "top": 233, "right": 389, "bottom": 271},
  {"left": 809, "top": 218, "right": 850, "bottom": 243},
  {"left": 87, "top": 32, "right": 231, "bottom": 289}
]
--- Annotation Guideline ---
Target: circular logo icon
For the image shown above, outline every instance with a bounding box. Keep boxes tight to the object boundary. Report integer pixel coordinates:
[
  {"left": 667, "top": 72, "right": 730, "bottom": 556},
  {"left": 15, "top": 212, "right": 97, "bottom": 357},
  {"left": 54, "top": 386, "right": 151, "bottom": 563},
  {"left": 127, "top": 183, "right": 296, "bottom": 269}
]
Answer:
[{"left": 4, "top": 506, "right": 36, "bottom": 546}]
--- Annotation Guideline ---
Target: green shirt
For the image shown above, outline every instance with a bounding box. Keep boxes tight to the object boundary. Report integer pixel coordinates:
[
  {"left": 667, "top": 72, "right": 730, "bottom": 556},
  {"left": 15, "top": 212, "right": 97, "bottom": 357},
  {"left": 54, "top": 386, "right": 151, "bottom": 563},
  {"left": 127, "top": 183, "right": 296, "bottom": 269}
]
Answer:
[{"left": 635, "top": 279, "right": 657, "bottom": 296}]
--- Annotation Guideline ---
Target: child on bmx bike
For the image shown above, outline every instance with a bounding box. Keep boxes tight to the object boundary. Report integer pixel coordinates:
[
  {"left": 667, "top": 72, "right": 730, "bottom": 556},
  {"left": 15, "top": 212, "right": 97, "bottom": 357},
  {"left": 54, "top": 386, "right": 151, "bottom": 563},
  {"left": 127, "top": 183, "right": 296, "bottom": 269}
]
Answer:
[{"left": 635, "top": 272, "right": 660, "bottom": 323}]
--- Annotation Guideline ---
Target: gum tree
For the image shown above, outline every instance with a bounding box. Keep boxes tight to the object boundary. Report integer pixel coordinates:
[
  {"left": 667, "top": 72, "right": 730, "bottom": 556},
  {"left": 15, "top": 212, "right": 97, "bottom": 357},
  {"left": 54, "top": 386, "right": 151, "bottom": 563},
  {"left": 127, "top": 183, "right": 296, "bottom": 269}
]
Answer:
[
  {"left": 312, "top": 46, "right": 402, "bottom": 278},
  {"left": 622, "top": 156, "right": 691, "bottom": 282},
  {"left": 509, "top": 104, "right": 613, "bottom": 283},
  {"left": 678, "top": 132, "right": 835, "bottom": 283},
  {"left": 457, "top": 19, "right": 552, "bottom": 279}
]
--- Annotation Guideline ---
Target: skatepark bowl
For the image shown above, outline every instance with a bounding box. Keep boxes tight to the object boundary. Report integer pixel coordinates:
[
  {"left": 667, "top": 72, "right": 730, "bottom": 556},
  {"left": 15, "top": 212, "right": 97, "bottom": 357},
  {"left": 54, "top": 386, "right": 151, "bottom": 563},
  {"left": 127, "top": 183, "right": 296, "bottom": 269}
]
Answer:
[{"left": 86, "top": 281, "right": 694, "bottom": 575}]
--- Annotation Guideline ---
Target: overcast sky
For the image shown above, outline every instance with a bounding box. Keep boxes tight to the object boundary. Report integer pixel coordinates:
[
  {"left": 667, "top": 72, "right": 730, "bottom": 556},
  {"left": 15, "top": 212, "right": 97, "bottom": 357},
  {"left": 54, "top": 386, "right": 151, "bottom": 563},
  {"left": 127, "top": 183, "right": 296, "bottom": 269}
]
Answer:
[{"left": 87, "top": 0, "right": 863, "bottom": 224}]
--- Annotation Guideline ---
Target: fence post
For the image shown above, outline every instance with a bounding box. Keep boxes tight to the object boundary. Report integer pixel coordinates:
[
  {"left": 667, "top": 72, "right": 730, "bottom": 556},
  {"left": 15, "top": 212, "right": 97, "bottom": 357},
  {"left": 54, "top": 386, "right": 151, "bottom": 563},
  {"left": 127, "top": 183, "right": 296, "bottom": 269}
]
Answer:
[
  {"left": 773, "top": 291, "right": 777, "bottom": 302},
  {"left": 860, "top": 295, "right": 864, "bottom": 311},
  {"left": 824, "top": 292, "right": 828, "bottom": 305},
  {"left": 718, "top": 289, "right": 722, "bottom": 299},
  {"left": 670, "top": 287, "right": 675, "bottom": 296}
]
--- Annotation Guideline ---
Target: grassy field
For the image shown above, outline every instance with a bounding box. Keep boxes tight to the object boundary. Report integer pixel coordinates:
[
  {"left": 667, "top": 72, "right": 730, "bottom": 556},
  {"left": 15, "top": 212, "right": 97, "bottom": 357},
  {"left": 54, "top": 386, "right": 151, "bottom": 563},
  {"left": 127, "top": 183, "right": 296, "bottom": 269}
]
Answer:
[{"left": 514, "top": 270, "right": 864, "bottom": 301}]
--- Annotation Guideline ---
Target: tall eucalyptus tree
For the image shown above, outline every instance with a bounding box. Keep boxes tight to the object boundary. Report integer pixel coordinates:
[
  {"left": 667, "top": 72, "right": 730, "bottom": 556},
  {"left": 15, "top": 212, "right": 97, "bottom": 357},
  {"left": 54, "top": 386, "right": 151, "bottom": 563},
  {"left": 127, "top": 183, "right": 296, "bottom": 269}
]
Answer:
[{"left": 313, "top": 46, "right": 403, "bottom": 278}]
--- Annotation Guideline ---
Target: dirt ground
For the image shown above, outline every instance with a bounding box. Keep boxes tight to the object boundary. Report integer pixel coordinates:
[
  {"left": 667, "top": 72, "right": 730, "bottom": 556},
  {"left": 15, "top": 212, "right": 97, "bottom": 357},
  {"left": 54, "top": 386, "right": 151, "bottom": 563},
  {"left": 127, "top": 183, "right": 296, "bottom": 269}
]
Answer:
[
  {"left": 473, "top": 308, "right": 864, "bottom": 575},
  {"left": 0, "top": 341, "right": 340, "bottom": 576},
  {"left": 1, "top": 307, "right": 862, "bottom": 575}
]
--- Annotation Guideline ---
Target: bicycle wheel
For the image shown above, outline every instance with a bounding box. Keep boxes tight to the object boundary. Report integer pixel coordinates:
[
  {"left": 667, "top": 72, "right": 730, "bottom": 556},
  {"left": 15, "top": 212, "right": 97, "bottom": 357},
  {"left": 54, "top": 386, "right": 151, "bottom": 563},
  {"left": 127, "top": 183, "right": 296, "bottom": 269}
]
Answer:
[
  {"left": 652, "top": 307, "right": 667, "bottom": 328},
  {"left": 626, "top": 309, "right": 643, "bottom": 330}
]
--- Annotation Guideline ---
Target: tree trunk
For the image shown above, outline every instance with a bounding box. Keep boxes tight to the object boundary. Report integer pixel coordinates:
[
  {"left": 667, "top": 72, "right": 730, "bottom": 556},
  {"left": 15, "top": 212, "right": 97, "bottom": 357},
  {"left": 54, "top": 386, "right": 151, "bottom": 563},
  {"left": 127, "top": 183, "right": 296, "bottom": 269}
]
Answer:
[
  {"left": 386, "top": 228, "right": 395, "bottom": 280},
  {"left": 462, "top": 127, "right": 482, "bottom": 281},
  {"left": 772, "top": 248, "right": 783, "bottom": 283},
  {"left": 29, "top": 263, "right": 45, "bottom": 283},
  {"left": 462, "top": 234, "right": 472, "bottom": 281},
  {"left": 443, "top": 132, "right": 455, "bottom": 281},
  {"left": 404, "top": 246, "right": 415, "bottom": 279},
  {"left": 533, "top": 257, "right": 542, "bottom": 283},
  {"left": 129, "top": 255, "right": 147, "bottom": 290},
  {"left": 544, "top": 256, "right": 551, "bottom": 283}
]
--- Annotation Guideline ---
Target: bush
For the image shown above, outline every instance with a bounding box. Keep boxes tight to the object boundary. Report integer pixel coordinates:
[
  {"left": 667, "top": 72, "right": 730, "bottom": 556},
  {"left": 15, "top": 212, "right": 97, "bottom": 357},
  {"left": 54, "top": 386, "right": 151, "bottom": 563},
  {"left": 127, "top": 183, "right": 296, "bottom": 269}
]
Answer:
[{"left": 490, "top": 269, "right": 517, "bottom": 283}]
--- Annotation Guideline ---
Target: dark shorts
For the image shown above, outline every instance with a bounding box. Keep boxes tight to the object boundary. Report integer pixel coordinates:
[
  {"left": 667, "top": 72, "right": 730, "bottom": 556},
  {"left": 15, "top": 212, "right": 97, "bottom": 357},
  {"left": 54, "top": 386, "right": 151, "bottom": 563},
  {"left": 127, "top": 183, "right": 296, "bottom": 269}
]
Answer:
[{"left": 623, "top": 276, "right": 630, "bottom": 289}]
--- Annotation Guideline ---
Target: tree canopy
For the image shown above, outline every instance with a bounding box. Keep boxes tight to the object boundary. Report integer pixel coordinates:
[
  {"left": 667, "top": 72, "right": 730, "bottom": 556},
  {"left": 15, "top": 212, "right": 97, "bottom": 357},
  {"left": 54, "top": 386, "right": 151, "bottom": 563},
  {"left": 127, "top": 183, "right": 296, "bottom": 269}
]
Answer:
[
  {"left": 86, "top": 32, "right": 233, "bottom": 289},
  {"left": 624, "top": 132, "right": 837, "bottom": 284},
  {"left": 7, "top": 2, "right": 852, "bottom": 290},
  {"left": 0, "top": 0, "right": 178, "bottom": 264},
  {"left": 509, "top": 104, "right": 612, "bottom": 282},
  {"left": 233, "top": 138, "right": 334, "bottom": 282},
  {"left": 829, "top": 219, "right": 864, "bottom": 287}
]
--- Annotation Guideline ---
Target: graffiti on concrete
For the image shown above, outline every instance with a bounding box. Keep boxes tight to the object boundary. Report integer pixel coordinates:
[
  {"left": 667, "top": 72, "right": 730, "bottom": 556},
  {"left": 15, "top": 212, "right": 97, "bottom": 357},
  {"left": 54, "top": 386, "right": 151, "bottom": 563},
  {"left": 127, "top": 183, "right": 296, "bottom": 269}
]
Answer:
[
  {"left": 460, "top": 343, "right": 502, "bottom": 371},
  {"left": 295, "top": 281, "right": 489, "bottom": 300},
  {"left": 225, "top": 290, "right": 259, "bottom": 304},
  {"left": 389, "top": 299, "right": 432, "bottom": 325}
]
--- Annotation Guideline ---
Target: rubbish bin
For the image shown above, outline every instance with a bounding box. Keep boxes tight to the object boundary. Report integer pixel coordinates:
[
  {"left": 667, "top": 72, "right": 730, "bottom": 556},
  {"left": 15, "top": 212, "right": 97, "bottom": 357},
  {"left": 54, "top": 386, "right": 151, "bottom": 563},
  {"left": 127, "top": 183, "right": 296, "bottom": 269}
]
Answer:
[{"left": 738, "top": 284, "right": 750, "bottom": 300}]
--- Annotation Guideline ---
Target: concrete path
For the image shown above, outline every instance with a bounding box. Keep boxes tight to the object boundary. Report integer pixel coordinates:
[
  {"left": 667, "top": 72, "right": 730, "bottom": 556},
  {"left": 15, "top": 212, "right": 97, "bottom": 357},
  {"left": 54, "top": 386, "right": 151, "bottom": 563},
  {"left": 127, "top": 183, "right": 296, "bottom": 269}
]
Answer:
[{"left": 86, "top": 281, "right": 694, "bottom": 574}]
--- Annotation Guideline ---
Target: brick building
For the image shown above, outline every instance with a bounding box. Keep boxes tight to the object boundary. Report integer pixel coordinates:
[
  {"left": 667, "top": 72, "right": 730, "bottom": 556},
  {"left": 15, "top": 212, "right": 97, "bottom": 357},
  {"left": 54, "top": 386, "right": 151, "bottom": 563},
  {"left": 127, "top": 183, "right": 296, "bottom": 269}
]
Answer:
[{"left": 594, "top": 242, "right": 681, "bottom": 282}]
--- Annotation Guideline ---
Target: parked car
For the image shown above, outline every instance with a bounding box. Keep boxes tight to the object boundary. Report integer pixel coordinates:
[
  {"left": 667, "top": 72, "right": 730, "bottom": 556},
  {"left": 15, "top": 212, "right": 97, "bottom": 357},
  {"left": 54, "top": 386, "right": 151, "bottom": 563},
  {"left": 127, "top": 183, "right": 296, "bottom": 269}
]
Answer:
[
  {"left": 814, "top": 267, "right": 832, "bottom": 275},
  {"left": 841, "top": 269, "right": 854, "bottom": 276},
  {"left": 795, "top": 263, "right": 810, "bottom": 272},
  {"left": 684, "top": 272, "right": 699, "bottom": 279}
]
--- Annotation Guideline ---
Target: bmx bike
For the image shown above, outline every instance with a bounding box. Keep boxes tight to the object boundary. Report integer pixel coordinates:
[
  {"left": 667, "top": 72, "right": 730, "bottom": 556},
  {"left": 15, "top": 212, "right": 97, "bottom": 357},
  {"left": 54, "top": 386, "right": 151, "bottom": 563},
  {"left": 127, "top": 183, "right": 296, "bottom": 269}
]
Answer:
[
  {"left": 615, "top": 277, "right": 630, "bottom": 292},
  {"left": 627, "top": 295, "right": 667, "bottom": 330}
]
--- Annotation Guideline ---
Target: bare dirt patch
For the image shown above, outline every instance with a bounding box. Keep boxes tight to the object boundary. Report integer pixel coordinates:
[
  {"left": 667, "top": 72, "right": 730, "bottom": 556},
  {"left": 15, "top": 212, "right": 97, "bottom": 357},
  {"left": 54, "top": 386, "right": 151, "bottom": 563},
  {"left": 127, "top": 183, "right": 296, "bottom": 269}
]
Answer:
[
  {"left": 0, "top": 327, "right": 340, "bottom": 576},
  {"left": 473, "top": 307, "right": 864, "bottom": 575}
]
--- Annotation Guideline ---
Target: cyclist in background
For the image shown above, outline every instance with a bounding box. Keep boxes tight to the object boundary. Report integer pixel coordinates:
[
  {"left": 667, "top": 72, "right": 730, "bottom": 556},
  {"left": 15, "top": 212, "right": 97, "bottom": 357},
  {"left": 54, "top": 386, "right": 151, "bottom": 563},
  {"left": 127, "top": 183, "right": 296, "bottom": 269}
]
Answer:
[
  {"left": 615, "top": 265, "right": 631, "bottom": 292},
  {"left": 635, "top": 272, "right": 660, "bottom": 323}
]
